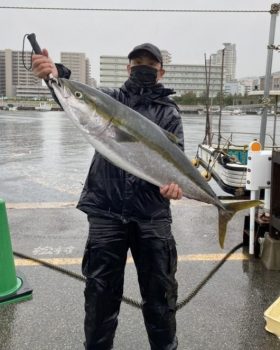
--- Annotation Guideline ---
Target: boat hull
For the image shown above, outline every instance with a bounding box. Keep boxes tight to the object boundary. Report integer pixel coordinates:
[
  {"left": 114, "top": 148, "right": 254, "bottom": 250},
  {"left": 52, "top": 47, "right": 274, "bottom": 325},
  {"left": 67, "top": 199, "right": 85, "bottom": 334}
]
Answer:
[{"left": 197, "top": 143, "right": 249, "bottom": 197}]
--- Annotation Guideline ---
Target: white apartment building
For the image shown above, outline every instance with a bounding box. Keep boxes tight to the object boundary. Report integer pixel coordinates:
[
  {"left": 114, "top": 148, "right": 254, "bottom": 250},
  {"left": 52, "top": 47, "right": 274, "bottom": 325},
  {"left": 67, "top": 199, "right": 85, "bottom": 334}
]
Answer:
[
  {"left": 162, "top": 64, "right": 222, "bottom": 97},
  {"left": 224, "top": 81, "right": 246, "bottom": 96},
  {"left": 0, "top": 49, "right": 42, "bottom": 97},
  {"left": 211, "top": 43, "right": 236, "bottom": 83},
  {"left": 100, "top": 53, "right": 222, "bottom": 96},
  {"left": 16, "top": 85, "right": 50, "bottom": 98},
  {"left": 100, "top": 56, "right": 129, "bottom": 88},
  {"left": 61, "top": 52, "right": 93, "bottom": 85},
  {"left": 238, "top": 77, "right": 259, "bottom": 94}
]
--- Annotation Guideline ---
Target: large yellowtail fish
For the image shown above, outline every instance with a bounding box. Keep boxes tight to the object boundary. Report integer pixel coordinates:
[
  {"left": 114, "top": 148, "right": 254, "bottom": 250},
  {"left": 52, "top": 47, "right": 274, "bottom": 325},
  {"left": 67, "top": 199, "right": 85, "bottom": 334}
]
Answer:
[{"left": 51, "top": 79, "right": 261, "bottom": 248}]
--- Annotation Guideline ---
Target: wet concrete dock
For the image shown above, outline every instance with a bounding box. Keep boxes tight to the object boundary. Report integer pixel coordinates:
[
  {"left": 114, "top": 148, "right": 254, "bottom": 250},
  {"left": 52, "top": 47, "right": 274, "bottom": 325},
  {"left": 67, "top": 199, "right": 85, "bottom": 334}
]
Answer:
[{"left": 1, "top": 200, "right": 280, "bottom": 350}]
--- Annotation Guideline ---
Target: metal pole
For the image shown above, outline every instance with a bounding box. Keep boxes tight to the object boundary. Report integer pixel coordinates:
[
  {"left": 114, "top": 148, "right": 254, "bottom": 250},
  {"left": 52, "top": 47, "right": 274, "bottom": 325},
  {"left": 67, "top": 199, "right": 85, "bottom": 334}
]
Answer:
[
  {"left": 217, "top": 49, "right": 225, "bottom": 149},
  {"left": 273, "top": 95, "right": 278, "bottom": 145},
  {"left": 249, "top": 190, "right": 256, "bottom": 255},
  {"left": 260, "top": 4, "right": 280, "bottom": 148},
  {"left": 264, "top": 188, "right": 271, "bottom": 217},
  {"left": 204, "top": 54, "right": 212, "bottom": 146}
]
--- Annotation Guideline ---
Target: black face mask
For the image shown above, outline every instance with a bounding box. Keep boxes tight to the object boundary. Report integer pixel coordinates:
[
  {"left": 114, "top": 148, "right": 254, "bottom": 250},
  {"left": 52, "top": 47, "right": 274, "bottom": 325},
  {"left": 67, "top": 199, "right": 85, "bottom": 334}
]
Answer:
[{"left": 129, "top": 65, "right": 158, "bottom": 87}]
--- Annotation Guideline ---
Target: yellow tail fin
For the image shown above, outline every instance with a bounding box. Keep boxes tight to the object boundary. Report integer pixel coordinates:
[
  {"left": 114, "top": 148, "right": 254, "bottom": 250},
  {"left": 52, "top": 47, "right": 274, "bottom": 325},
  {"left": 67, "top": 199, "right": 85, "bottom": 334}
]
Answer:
[{"left": 218, "top": 200, "right": 262, "bottom": 248}]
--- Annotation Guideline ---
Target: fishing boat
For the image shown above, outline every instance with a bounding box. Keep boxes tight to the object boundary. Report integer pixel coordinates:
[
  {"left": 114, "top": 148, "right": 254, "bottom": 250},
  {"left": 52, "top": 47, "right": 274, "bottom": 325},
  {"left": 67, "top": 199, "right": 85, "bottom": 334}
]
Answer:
[
  {"left": 194, "top": 94, "right": 279, "bottom": 197},
  {"left": 35, "top": 102, "right": 52, "bottom": 111},
  {"left": 195, "top": 132, "right": 260, "bottom": 197}
]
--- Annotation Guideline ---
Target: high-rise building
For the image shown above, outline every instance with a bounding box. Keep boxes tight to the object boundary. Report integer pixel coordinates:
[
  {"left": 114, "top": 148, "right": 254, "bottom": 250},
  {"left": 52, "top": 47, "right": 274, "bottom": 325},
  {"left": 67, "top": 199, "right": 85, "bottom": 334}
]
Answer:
[
  {"left": 210, "top": 43, "right": 236, "bottom": 83},
  {"left": 0, "top": 51, "right": 5, "bottom": 96},
  {"left": 0, "top": 49, "right": 42, "bottom": 97},
  {"left": 61, "top": 52, "right": 92, "bottom": 84}
]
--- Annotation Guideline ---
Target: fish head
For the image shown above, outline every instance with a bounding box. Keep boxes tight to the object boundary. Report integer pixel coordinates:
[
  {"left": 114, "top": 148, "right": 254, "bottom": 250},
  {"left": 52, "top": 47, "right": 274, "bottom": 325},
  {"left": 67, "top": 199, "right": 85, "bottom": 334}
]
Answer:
[
  {"left": 53, "top": 78, "right": 98, "bottom": 113},
  {"left": 52, "top": 79, "right": 110, "bottom": 136}
]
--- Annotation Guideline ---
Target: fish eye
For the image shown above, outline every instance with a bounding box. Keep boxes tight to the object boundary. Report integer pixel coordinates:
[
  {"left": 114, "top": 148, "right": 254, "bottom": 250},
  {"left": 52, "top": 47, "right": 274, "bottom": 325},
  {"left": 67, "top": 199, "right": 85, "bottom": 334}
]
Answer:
[{"left": 75, "top": 91, "right": 83, "bottom": 99}]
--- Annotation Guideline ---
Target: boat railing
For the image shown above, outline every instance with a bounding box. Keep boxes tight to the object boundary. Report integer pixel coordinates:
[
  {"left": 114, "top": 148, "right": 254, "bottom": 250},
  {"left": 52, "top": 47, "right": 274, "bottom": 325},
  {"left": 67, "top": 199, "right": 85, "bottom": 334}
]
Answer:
[{"left": 210, "top": 131, "right": 278, "bottom": 149}]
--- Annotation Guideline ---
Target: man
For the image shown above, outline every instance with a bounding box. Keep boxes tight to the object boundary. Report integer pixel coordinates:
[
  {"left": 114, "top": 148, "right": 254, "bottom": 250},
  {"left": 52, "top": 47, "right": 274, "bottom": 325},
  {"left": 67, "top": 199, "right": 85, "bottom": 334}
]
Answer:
[{"left": 32, "top": 43, "right": 184, "bottom": 350}]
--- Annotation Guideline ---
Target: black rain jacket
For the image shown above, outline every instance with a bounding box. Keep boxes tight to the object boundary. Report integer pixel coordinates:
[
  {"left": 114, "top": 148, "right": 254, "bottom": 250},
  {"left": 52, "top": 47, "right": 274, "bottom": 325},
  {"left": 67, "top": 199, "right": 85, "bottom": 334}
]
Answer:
[{"left": 55, "top": 65, "right": 184, "bottom": 222}]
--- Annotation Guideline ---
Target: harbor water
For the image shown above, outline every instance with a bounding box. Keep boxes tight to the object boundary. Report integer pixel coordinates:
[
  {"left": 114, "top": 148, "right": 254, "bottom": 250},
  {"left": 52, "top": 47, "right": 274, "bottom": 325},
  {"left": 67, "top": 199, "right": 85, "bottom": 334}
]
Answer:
[{"left": 0, "top": 110, "right": 280, "bottom": 202}]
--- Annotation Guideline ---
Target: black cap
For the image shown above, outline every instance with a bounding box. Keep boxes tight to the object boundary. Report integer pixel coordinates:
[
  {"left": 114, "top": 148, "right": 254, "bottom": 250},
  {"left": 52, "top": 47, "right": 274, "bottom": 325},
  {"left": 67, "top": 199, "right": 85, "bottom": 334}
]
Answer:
[{"left": 128, "top": 43, "right": 163, "bottom": 65}]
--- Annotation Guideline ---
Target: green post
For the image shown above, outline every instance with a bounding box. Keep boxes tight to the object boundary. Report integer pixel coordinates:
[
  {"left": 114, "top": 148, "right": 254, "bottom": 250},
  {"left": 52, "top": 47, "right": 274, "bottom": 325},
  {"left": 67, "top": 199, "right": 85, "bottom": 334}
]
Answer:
[{"left": 0, "top": 199, "right": 32, "bottom": 306}]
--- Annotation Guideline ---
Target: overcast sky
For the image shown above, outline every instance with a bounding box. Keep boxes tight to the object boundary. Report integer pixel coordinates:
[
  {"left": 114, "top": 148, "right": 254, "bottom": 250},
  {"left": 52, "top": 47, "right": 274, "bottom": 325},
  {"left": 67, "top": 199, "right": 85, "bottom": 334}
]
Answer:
[{"left": 1, "top": 0, "right": 280, "bottom": 83}]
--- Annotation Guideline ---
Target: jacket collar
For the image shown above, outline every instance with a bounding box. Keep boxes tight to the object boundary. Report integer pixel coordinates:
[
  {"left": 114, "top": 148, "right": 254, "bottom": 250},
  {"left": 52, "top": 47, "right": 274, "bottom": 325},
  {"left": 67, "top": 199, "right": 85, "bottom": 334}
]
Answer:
[{"left": 121, "top": 78, "right": 175, "bottom": 100}]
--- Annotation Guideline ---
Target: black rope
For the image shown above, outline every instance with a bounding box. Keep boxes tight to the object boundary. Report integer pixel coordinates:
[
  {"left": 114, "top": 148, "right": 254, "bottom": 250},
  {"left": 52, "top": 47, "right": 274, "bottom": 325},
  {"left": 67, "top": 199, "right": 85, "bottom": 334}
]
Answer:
[
  {"left": 175, "top": 242, "right": 244, "bottom": 310},
  {"left": 13, "top": 250, "right": 142, "bottom": 309},
  {"left": 13, "top": 242, "right": 244, "bottom": 311},
  {"left": 0, "top": 6, "right": 268, "bottom": 13},
  {"left": 22, "top": 34, "right": 33, "bottom": 71}
]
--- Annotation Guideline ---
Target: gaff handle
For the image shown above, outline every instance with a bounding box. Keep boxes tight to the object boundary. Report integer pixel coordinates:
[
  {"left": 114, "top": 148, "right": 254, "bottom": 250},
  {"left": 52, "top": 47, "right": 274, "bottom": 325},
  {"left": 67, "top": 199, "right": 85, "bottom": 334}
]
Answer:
[
  {"left": 26, "top": 33, "right": 56, "bottom": 89},
  {"left": 27, "top": 33, "right": 42, "bottom": 54}
]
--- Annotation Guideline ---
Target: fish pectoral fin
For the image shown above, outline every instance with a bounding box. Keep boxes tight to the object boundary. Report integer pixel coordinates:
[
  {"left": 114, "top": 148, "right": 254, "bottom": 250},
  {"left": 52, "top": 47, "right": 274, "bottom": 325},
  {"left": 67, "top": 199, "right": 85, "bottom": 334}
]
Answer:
[
  {"left": 162, "top": 129, "right": 179, "bottom": 145},
  {"left": 218, "top": 200, "right": 263, "bottom": 249},
  {"left": 114, "top": 128, "right": 137, "bottom": 143}
]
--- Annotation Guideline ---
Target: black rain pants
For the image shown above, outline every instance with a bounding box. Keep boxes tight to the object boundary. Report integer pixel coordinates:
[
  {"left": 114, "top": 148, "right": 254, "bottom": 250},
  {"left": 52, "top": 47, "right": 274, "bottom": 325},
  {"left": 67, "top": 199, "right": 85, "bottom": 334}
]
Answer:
[{"left": 82, "top": 217, "right": 178, "bottom": 350}]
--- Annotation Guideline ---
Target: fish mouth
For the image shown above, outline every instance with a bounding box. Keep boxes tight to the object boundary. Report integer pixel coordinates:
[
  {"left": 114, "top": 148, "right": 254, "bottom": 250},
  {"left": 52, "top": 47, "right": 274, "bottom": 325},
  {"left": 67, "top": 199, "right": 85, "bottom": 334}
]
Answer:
[{"left": 51, "top": 78, "right": 72, "bottom": 99}]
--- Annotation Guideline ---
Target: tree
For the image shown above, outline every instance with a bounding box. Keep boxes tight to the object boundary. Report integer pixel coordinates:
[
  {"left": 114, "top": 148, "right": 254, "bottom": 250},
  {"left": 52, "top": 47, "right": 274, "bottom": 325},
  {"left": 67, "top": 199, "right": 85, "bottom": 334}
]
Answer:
[{"left": 173, "top": 91, "right": 198, "bottom": 105}]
